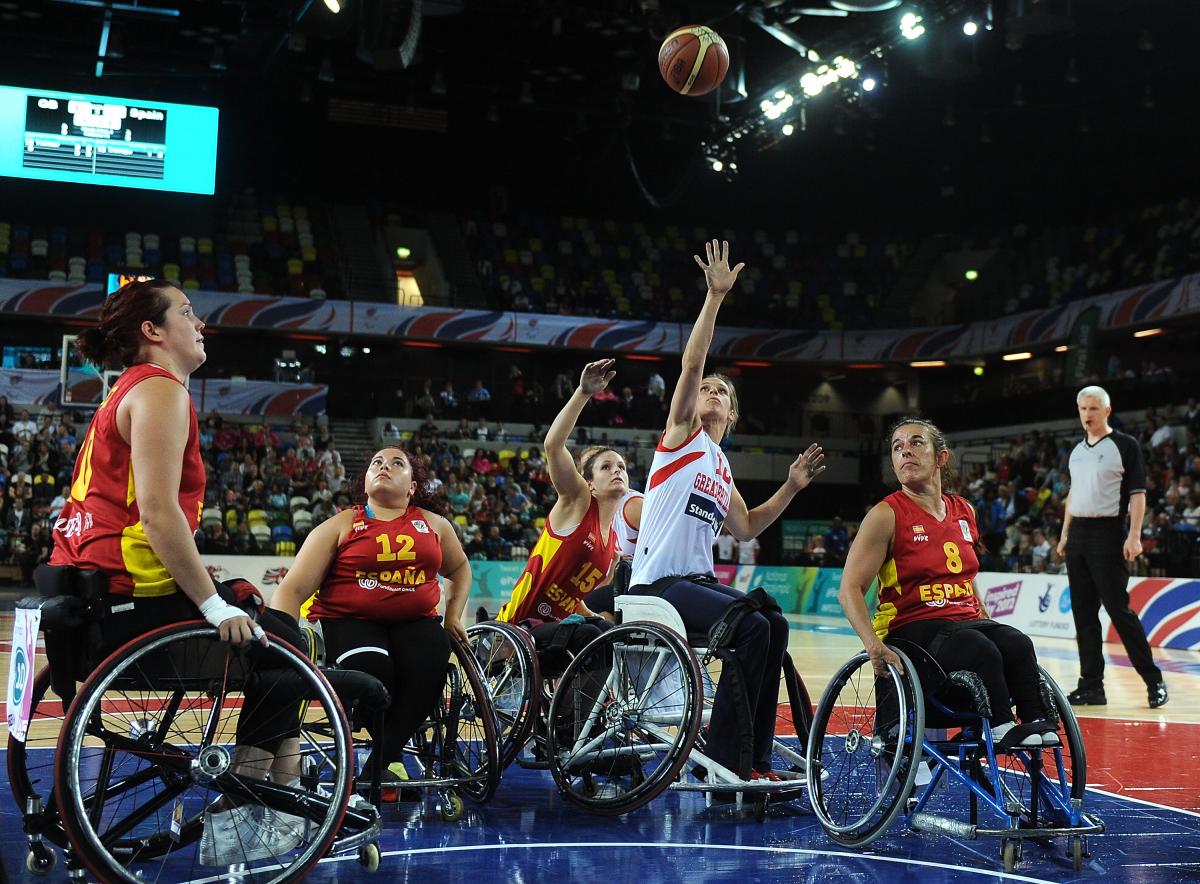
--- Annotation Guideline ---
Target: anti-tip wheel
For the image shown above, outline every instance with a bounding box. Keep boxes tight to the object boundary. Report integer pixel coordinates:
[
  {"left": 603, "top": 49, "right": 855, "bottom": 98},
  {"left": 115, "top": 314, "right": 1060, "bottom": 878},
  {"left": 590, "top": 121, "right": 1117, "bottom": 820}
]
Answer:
[
  {"left": 358, "top": 842, "right": 381, "bottom": 873},
  {"left": 26, "top": 846, "right": 57, "bottom": 875},
  {"left": 440, "top": 791, "right": 466, "bottom": 822}
]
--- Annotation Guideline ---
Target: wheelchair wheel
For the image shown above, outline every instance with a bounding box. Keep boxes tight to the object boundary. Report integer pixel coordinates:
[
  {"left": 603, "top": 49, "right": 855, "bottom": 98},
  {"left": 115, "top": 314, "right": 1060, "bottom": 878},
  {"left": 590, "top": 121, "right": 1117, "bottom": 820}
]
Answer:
[
  {"left": 806, "top": 647, "right": 924, "bottom": 847},
  {"left": 772, "top": 653, "right": 814, "bottom": 779},
  {"left": 993, "top": 666, "right": 1087, "bottom": 823},
  {"left": 546, "top": 623, "right": 703, "bottom": 816},
  {"left": 409, "top": 633, "right": 500, "bottom": 804},
  {"left": 8, "top": 666, "right": 70, "bottom": 851},
  {"left": 55, "top": 621, "right": 354, "bottom": 883},
  {"left": 466, "top": 621, "right": 540, "bottom": 769}
]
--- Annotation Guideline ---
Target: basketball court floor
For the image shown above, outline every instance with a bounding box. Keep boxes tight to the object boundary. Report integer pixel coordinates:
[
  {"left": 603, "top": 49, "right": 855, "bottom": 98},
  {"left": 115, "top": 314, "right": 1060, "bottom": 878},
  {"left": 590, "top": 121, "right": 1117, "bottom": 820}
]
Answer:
[{"left": 1, "top": 606, "right": 1197, "bottom": 883}]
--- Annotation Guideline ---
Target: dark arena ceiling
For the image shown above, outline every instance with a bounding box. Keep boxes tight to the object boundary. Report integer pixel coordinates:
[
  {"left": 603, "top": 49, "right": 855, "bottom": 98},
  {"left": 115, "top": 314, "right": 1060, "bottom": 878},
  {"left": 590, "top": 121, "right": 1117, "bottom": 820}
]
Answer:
[{"left": 1, "top": 0, "right": 1198, "bottom": 224}]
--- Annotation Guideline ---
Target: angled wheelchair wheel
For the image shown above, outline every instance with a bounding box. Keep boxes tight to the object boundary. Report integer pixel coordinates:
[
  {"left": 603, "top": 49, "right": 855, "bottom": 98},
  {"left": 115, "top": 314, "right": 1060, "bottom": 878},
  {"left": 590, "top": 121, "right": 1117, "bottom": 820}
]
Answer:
[
  {"left": 408, "top": 633, "right": 501, "bottom": 805},
  {"left": 55, "top": 621, "right": 354, "bottom": 884},
  {"left": 8, "top": 666, "right": 70, "bottom": 851},
  {"left": 806, "top": 647, "right": 924, "bottom": 847},
  {"left": 772, "top": 653, "right": 815, "bottom": 779},
  {"left": 466, "top": 621, "right": 540, "bottom": 769},
  {"left": 546, "top": 623, "right": 703, "bottom": 816},
  {"left": 993, "top": 665, "right": 1087, "bottom": 823}
]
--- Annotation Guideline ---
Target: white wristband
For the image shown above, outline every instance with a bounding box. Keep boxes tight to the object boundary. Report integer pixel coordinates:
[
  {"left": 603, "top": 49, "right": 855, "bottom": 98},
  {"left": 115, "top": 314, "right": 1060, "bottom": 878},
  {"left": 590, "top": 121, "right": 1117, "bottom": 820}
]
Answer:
[{"left": 198, "top": 593, "right": 248, "bottom": 628}]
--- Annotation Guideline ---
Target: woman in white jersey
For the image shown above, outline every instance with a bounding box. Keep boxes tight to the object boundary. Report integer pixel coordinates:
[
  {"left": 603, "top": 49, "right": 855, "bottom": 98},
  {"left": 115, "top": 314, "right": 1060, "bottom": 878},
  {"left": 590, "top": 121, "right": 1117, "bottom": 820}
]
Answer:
[{"left": 629, "top": 239, "right": 825, "bottom": 781}]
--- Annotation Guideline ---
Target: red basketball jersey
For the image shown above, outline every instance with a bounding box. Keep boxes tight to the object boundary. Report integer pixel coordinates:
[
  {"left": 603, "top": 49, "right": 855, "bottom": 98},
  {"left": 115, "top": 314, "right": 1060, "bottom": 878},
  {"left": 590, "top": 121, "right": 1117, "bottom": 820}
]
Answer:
[
  {"left": 497, "top": 497, "right": 616, "bottom": 624},
  {"left": 872, "top": 491, "right": 982, "bottom": 639},
  {"left": 50, "top": 363, "right": 204, "bottom": 597},
  {"left": 307, "top": 504, "right": 443, "bottom": 623}
]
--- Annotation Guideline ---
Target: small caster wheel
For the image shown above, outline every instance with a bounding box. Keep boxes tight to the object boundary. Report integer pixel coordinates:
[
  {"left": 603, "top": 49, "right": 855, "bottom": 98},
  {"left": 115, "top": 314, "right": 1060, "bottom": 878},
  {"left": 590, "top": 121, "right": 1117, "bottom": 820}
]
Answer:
[
  {"left": 439, "top": 791, "right": 465, "bottom": 822},
  {"left": 27, "top": 845, "right": 57, "bottom": 875},
  {"left": 1002, "top": 839, "right": 1019, "bottom": 873},
  {"left": 581, "top": 774, "right": 596, "bottom": 798},
  {"left": 358, "top": 842, "right": 381, "bottom": 873},
  {"left": 1070, "top": 836, "right": 1084, "bottom": 871}
]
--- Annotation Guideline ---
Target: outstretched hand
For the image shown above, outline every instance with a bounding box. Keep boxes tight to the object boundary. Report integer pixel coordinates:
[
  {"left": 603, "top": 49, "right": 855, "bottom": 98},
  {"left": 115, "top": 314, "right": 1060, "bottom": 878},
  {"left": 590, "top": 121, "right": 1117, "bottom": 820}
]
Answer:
[
  {"left": 579, "top": 358, "right": 617, "bottom": 397},
  {"left": 693, "top": 239, "right": 745, "bottom": 297},
  {"left": 787, "top": 443, "right": 826, "bottom": 491}
]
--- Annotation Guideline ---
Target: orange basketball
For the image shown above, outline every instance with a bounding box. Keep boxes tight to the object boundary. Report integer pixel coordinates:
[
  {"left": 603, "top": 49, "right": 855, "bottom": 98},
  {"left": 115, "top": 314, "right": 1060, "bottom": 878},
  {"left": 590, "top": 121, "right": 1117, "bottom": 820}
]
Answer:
[{"left": 658, "top": 25, "right": 729, "bottom": 97}]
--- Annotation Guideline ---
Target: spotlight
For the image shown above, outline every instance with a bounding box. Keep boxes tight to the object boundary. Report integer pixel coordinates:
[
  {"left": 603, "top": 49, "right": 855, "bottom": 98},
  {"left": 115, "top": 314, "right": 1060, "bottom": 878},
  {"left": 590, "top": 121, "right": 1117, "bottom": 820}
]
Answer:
[
  {"left": 361, "top": 347, "right": 371, "bottom": 355},
  {"left": 314, "top": 343, "right": 327, "bottom": 355},
  {"left": 900, "top": 10, "right": 925, "bottom": 40},
  {"left": 1054, "top": 345, "right": 1069, "bottom": 353},
  {"left": 910, "top": 360, "right": 947, "bottom": 368},
  {"left": 1002, "top": 352, "right": 1032, "bottom": 362},
  {"left": 962, "top": 19, "right": 979, "bottom": 36},
  {"left": 395, "top": 246, "right": 412, "bottom": 259},
  {"left": 323, "top": 0, "right": 341, "bottom": 12},
  {"left": 712, "top": 159, "right": 724, "bottom": 172},
  {"left": 339, "top": 345, "right": 355, "bottom": 358},
  {"left": 964, "top": 269, "right": 979, "bottom": 281},
  {"left": 862, "top": 77, "right": 877, "bottom": 92},
  {"left": 973, "top": 365, "right": 984, "bottom": 376},
  {"left": 781, "top": 123, "right": 795, "bottom": 136}
]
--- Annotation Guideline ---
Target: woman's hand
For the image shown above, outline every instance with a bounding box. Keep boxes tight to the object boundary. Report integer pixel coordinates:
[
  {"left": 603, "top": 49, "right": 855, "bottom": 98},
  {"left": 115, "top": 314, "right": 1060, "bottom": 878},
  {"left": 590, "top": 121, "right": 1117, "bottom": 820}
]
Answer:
[
  {"left": 866, "top": 640, "right": 903, "bottom": 677},
  {"left": 693, "top": 239, "right": 745, "bottom": 297},
  {"left": 787, "top": 443, "right": 826, "bottom": 491},
  {"left": 443, "top": 613, "right": 469, "bottom": 644},
  {"left": 579, "top": 358, "right": 617, "bottom": 398}
]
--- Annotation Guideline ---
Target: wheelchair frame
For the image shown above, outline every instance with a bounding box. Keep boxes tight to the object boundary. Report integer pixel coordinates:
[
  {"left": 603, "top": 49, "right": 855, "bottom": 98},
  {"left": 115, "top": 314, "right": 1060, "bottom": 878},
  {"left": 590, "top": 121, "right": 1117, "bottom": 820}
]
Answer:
[
  {"left": 526, "top": 593, "right": 815, "bottom": 817},
  {"left": 8, "top": 569, "right": 385, "bottom": 881},
  {"left": 806, "top": 644, "right": 1104, "bottom": 872}
]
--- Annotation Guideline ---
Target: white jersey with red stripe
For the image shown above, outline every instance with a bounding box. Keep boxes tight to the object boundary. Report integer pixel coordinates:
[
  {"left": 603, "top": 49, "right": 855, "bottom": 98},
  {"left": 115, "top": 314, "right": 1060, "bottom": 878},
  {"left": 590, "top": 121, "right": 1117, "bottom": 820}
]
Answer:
[
  {"left": 630, "top": 426, "right": 732, "bottom": 586},
  {"left": 613, "top": 489, "right": 643, "bottom": 560}
]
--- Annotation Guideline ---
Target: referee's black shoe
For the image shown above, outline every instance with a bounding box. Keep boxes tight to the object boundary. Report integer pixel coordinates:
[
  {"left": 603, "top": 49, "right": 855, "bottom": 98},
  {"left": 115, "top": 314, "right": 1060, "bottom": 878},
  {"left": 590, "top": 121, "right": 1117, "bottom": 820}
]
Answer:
[
  {"left": 1148, "top": 681, "right": 1169, "bottom": 709},
  {"left": 1067, "top": 686, "right": 1107, "bottom": 706}
]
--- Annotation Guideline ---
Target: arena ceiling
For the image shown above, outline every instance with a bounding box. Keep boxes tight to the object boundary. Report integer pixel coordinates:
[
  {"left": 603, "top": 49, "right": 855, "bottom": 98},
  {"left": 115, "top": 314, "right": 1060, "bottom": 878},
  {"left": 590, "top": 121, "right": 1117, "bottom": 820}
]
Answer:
[{"left": 1, "top": 0, "right": 1197, "bottom": 221}]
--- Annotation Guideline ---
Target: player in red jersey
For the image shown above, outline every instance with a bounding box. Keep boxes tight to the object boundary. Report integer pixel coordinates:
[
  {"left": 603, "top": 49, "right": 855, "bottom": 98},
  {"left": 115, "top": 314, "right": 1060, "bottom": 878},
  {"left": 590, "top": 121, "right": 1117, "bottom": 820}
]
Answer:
[
  {"left": 270, "top": 446, "right": 471, "bottom": 790},
  {"left": 838, "top": 418, "right": 1058, "bottom": 748},
  {"left": 497, "top": 359, "right": 633, "bottom": 663},
  {"left": 49, "top": 278, "right": 312, "bottom": 864}
]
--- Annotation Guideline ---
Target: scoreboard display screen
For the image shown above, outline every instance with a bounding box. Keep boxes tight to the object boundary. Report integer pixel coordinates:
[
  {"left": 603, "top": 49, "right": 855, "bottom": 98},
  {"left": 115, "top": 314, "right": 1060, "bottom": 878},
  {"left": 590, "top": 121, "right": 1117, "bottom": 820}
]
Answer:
[{"left": 0, "top": 84, "right": 218, "bottom": 194}]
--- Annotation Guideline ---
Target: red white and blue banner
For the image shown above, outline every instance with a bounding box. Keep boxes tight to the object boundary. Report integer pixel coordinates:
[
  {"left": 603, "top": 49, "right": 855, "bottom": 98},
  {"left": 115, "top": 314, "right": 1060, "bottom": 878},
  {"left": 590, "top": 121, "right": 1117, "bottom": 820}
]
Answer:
[
  {"left": 0, "top": 367, "right": 326, "bottom": 414},
  {"left": 2, "top": 272, "right": 1197, "bottom": 362},
  {"left": 978, "top": 572, "right": 1200, "bottom": 651}
]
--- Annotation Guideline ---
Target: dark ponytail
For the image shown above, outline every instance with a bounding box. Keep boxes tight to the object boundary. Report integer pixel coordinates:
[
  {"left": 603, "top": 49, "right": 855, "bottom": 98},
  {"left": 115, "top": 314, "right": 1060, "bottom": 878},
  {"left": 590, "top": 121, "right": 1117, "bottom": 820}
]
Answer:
[{"left": 76, "top": 279, "right": 175, "bottom": 369}]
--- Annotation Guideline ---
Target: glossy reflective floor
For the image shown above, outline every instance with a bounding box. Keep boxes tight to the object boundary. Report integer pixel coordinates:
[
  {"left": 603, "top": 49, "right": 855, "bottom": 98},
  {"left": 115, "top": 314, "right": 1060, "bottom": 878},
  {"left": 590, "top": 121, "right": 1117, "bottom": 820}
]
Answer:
[{"left": 2, "top": 612, "right": 1198, "bottom": 883}]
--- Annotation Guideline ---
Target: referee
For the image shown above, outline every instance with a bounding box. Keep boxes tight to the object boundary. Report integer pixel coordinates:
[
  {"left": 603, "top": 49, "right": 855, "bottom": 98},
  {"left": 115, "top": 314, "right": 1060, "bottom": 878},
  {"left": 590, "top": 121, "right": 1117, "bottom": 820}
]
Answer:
[{"left": 1056, "top": 385, "right": 1167, "bottom": 709}]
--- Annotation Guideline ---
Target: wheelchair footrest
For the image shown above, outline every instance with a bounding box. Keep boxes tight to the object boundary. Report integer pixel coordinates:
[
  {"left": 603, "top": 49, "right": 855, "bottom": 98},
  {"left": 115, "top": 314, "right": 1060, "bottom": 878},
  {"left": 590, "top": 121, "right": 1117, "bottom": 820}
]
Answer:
[{"left": 975, "top": 817, "right": 1106, "bottom": 840}]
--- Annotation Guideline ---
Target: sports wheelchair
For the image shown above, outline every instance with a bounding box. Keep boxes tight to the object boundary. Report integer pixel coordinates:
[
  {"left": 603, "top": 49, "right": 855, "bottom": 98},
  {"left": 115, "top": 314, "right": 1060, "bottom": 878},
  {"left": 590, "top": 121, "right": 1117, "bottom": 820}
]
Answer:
[
  {"left": 805, "top": 642, "right": 1104, "bottom": 872},
  {"left": 9, "top": 565, "right": 387, "bottom": 882},
  {"left": 468, "top": 590, "right": 815, "bottom": 817},
  {"left": 299, "top": 618, "right": 501, "bottom": 823}
]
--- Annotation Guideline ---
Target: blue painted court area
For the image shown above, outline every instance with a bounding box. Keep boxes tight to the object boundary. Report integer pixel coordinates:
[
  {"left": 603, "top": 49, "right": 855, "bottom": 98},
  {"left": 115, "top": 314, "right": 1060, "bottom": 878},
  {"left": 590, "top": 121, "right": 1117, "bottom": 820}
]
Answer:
[{"left": 3, "top": 752, "right": 1197, "bottom": 883}]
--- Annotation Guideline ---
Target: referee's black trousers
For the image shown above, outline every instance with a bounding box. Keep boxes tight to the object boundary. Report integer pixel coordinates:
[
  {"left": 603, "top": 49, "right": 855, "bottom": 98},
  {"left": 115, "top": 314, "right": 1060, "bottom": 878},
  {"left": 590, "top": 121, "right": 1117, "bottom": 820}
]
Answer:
[{"left": 1066, "top": 518, "right": 1161, "bottom": 690}]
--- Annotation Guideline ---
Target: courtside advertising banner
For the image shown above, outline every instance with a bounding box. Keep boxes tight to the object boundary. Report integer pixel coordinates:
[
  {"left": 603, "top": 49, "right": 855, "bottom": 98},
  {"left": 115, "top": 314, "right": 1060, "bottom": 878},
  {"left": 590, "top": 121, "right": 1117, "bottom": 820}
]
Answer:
[{"left": 6, "top": 606, "right": 41, "bottom": 743}]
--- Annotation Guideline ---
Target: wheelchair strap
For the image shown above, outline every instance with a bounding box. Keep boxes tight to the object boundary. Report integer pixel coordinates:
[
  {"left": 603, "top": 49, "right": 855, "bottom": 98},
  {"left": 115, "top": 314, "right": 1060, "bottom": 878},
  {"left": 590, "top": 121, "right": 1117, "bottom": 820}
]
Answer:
[{"left": 706, "top": 587, "right": 782, "bottom": 659}]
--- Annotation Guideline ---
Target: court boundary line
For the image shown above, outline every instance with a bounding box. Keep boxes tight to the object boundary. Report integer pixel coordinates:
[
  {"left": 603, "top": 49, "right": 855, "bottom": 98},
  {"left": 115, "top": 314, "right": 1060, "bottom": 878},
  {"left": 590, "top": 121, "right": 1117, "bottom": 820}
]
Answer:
[{"left": 180, "top": 840, "right": 1062, "bottom": 884}]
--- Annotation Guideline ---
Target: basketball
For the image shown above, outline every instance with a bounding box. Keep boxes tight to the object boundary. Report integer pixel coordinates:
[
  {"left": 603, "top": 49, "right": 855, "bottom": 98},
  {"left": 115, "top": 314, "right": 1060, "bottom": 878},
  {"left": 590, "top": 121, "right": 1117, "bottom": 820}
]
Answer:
[{"left": 658, "top": 25, "right": 729, "bottom": 97}]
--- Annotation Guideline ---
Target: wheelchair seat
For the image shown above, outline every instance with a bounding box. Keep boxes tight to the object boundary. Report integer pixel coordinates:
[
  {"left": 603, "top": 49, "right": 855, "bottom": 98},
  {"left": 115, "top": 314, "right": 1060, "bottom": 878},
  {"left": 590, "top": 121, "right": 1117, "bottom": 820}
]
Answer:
[{"left": 615, "top": 594, "right": 709, "bottom": 647}]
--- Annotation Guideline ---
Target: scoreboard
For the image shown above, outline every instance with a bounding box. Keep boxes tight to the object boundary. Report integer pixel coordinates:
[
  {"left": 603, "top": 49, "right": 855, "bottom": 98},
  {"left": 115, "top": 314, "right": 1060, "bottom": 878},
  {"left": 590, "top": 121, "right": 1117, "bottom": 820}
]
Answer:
[{"left": 0, "top": 84, "right": 218, "bottom": 194}]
